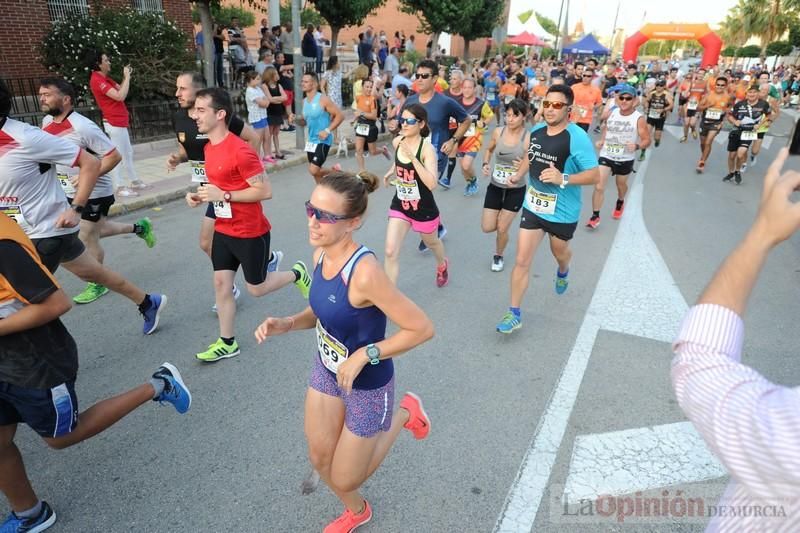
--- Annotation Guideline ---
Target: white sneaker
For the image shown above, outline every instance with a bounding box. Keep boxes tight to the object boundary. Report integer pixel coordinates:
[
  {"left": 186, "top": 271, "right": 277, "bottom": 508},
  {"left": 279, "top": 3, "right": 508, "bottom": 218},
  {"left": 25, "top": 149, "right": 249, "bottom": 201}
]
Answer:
[
  {"left": 491, "top": 255, "right": 504, "bottom": 272},
  {"left": 212, "top": 284, "right": 241, "bottom": 313},
  {"left": 131, "top": 180, "right": 151, "bottom": 190},
  {"left": 741, "top": 162, "right": 748, "bottom": 174},
  {"left": 117, "top": 187, "right": 138, "bottom": 197}
]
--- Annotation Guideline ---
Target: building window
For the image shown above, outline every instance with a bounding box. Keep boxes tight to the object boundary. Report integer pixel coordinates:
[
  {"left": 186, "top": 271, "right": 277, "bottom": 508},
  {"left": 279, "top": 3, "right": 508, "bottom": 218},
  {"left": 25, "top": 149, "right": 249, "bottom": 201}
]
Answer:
[
  {"left": 132, "top": 0, "right": 164, "bottom": 14},
  {"left": 47, "top": 0, "right": 88, "bottom": 22}
]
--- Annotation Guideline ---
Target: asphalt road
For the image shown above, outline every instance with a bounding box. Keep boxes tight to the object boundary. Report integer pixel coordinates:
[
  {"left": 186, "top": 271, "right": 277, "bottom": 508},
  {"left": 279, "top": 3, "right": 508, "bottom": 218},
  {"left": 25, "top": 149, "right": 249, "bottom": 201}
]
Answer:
[{"left": 12, "top": 109, "right": 800, "bottom": 533}]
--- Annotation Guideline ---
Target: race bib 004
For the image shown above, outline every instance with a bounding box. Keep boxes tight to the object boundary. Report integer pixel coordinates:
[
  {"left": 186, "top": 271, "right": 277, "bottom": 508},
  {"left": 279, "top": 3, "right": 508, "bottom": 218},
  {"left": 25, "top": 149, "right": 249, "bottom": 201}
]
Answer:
[
  {"left": 212, "top": 200, "right": 232, "bottom": 218},
  {"left": 189, "top": 161, "right": 207, "bottom": 183},
  {"left": 527, "top": 186, "right": 557, "bottom": 215},
  {"left": 316, "top": 320, "right": 349, "bottom": 374}
]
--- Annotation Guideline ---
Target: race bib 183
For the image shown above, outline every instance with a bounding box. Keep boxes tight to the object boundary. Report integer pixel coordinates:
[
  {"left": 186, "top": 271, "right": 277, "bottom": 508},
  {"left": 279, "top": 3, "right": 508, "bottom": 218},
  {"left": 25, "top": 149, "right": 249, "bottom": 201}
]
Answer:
[{"left": 527, "top": 186, "right": 557, "bottom": 215}]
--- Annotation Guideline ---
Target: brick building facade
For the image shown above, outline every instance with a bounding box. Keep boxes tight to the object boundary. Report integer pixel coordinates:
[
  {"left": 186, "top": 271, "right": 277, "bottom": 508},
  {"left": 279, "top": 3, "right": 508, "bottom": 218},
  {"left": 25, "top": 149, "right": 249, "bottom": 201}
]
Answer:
[{"left": 0, "top": 0, "right": 194, "bottom": 81}]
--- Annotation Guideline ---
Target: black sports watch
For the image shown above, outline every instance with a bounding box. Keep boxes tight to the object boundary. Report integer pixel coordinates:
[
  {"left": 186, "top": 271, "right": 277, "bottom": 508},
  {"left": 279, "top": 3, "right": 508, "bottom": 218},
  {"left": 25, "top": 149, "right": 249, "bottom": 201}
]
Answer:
[{"left": 71, "top": 204, "right": 85, "bottom": 214}]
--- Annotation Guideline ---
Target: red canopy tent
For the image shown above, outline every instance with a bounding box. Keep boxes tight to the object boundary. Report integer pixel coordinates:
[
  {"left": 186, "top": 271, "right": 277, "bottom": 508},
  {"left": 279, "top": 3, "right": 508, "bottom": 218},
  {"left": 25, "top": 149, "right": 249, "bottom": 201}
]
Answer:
[{"left": 507, "top": 31, "right": 547, "bottom": 47}]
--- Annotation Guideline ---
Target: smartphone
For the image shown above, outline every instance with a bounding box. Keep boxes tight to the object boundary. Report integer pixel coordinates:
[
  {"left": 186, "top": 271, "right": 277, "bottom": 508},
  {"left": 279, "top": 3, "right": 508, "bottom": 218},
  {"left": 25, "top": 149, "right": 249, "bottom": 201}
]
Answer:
[{"left": 789, "top": 117, "right": 800, "bottom": 155}]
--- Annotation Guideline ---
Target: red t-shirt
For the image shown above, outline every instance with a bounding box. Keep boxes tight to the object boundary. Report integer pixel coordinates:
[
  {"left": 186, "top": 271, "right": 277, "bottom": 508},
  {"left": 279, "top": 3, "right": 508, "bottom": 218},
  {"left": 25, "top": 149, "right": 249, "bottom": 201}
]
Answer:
[
  {"left": 204, "top": 133, "right": 270, "bottom": 238},
  {"left": 89, "top": 71, "right": 130, "bottom": 127}
]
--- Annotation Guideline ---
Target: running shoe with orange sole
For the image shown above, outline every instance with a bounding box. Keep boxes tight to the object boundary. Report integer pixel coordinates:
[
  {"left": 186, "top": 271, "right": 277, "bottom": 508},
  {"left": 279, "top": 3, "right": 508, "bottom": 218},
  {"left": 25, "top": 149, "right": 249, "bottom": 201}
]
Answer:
[
  {"left": 323, "top": 500, "right": 372, "bottom": 533},
  {"left": 585, "top": 215, "right": 600, "bottom": 229},
  {"left": 400, "top": 392, "right": 431, "bottom": 440}
]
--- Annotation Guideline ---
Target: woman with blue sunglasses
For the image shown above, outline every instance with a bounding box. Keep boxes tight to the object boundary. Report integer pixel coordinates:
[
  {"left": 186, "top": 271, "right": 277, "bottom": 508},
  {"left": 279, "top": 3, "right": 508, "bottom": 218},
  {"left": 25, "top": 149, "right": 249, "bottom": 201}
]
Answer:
[
  {"left": 255, "top": 170, "right": 434, "bottom": 533},
  {"left": 382, "top": 103, "right": 450, "bottom": 287}
]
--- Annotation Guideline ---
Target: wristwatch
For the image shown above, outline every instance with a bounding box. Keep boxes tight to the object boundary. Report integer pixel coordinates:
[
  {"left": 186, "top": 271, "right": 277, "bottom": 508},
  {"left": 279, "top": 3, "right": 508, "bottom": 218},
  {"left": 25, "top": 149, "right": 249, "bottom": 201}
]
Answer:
[
  {"left": 365, "top": 343, "right": 381, "bottom": 365},
  {"left": 223, "top": 191, "right": 232, "bottom": 202},
  {"left": 560, "top": 173, "right": 570, "bottom": 189},
  {"left": 71, "top": 204, "right": 84, "bottom": 214}
]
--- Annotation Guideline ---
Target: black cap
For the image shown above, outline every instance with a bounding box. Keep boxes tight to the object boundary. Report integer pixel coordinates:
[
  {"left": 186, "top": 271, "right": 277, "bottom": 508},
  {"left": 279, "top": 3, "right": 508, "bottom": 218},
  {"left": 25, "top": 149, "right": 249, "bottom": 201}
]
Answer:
[{"left": 656, "top": 79, "right": 667, "bottom": 86}]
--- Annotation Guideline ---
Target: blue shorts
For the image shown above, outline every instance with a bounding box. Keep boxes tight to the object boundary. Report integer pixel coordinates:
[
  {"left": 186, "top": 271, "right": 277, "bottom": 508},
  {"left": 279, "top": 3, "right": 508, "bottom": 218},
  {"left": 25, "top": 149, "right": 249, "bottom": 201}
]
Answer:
[
  {"left": 308, "top": 355, "right": 394, "bottom": 438},
  {"left": 251, "top": 117, "right": 268, "bottom": 129},
  {"left": 0, "top": 381, "right": 79, "bottom": 438}
]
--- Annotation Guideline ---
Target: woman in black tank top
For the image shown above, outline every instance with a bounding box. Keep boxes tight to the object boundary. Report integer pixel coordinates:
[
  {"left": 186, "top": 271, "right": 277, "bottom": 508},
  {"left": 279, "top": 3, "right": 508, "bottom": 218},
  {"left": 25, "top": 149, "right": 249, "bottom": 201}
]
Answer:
[{"left": 382, "top": 104, "right": 450, "bottom": 287}]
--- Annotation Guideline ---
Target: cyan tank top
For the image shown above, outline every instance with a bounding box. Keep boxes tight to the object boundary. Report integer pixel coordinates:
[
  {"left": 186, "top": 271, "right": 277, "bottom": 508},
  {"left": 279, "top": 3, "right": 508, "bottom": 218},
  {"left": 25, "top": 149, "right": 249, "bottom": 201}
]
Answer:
[{"left": 303, "top": 92, "right": 332, "bottom": 146}]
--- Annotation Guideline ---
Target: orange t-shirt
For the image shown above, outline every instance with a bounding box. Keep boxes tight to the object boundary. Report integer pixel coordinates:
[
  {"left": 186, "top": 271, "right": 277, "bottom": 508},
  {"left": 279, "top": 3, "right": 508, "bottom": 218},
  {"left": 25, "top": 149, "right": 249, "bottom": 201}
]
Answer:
[
  {"left": 571, "top": 83, "right": 602, "bottom": 124},
  {"left": 356, "top": 94, "right": 377, "bottom": 115},
  {"left": 499, "top": 82, "right": 518, "bottom": 103}
]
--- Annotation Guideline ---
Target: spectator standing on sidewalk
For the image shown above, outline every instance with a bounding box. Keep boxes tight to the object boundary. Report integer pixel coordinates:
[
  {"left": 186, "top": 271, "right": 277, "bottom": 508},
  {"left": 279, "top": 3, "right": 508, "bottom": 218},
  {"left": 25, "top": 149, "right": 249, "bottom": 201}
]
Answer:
[
  {"left": 213, "top": 25, "right": 225, "bottom": 87},
  {"left": 86, "top": 50, "right": 148, "bottom": 198},
  {"left": 314, "top": 25, "right": 325, "bottom": 74},
  {"left": 302, "top": 24, "right": 319, "bottom": 74}
]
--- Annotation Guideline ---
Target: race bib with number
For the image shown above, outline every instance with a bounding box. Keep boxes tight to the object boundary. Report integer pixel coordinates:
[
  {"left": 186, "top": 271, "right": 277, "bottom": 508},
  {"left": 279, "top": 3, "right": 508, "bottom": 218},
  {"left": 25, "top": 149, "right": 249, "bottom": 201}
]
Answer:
[
  {"left": 687, "top": 100, "right": 698, "bottom": 110},
  {"left": 189, "top": 160, "right": 207, "bottom": 183},
  {"left": 0, "top": 205, "right": 28, "bottom": 229},
  {"left": 394, "top": 180, "right": 421, "bottom": 201},
  {"left": 705, "top": 109, "right": 722, "bottom": 121},
  {"left": 741, "top": 130, "right": 757, "bottom": 141},
  {"left": 648, "top": 109, "right": 663, "bottom": 119},
  {"left": 316, "top": 320, "right": 349, "bottom": 374},
  {"left": 57, "top": 173, "right": 76, "bottom": 196},
  {"left": 465, "top": 124, "right": 476, "bottom": 138},
  {"left": 527, "top": 186, "right": 557, "bottom": 215},
  {"left": 492, "top": 163, "right": 516, "bottom": 185},
  {"left": 605, "top": 143, "right": 625, "bottom": 157},
  {"left": 305, "top": 141, "right": 318, "bottom": 153},
  {"left": 504, "top": 95, "right": 514, "bottom": 104},
  {"left": 212, "top": 200, "right": 232, "bottom": 218},
  {"left": 355, "top": 123, "right": 370, "bottom": 136}
]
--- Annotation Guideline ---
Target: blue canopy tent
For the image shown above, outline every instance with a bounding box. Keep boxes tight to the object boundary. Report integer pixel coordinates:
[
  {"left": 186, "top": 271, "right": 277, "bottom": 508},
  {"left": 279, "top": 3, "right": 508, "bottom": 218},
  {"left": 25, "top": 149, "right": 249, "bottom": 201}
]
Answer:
[{"left": 564, "top": 33, "right": 610, "bottom": 56}]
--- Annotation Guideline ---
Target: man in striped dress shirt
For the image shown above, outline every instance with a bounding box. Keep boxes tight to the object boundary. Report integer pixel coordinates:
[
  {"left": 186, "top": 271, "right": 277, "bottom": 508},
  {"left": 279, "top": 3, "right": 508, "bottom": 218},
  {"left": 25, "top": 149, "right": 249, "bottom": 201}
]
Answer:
[{"left": 672, "top": 147, "right": 800, "bottom": 531}]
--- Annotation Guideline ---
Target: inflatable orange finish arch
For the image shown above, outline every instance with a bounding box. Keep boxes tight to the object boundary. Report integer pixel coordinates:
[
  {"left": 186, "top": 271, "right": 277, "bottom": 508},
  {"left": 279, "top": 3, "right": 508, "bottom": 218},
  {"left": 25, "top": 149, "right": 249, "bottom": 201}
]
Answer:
[{"left": 623, "top": 24, "right": 722, "bottom": 68}]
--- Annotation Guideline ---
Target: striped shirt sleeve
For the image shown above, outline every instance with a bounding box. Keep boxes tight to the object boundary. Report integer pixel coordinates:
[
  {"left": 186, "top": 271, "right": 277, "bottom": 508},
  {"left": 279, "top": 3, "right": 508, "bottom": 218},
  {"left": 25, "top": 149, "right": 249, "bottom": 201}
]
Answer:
[{"left": 672, "top": 304, "right": 800, "bottom": 500}]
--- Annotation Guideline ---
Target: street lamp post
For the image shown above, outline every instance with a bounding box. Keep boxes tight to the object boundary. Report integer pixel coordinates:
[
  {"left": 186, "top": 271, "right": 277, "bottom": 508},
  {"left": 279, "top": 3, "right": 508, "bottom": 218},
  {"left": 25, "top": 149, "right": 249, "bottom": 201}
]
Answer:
[{"left": 291, "top": 0, "right": 304, "bottom": 149}]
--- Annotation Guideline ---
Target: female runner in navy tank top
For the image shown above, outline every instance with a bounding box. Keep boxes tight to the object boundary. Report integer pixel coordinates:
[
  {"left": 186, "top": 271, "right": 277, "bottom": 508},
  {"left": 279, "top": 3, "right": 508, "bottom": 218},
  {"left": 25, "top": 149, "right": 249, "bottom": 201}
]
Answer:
[
  {"left": 382, "top": 103, "right": 449, "bottom": 287},
  {"left": 254, "top": 170, "right": 434, "bottom": 533}
]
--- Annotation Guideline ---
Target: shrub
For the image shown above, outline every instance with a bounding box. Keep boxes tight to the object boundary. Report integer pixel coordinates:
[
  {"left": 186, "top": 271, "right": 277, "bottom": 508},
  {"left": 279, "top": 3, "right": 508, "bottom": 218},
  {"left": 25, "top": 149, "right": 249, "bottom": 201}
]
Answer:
[
  {"left": 191, "top": 5, "right": 255, "bottom": 28},
  {"left": 40, "top": 8, "right": 194, "bottom": 103}
]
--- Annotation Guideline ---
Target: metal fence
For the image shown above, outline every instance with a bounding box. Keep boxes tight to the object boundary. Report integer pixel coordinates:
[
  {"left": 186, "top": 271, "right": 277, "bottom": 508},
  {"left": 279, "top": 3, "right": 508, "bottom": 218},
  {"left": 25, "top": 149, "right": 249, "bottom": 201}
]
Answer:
[{"left": 46, "top": 0, "right": 88, "bottom": 21}]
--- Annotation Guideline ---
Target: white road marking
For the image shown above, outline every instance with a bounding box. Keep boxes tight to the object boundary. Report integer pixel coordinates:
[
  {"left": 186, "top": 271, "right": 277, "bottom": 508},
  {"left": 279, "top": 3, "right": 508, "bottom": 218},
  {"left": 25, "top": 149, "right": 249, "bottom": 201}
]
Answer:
[
  {"left": 494, "top": 152, "right": 723, "bottom": 532},
  {"left": 563, "top": 422, "right": 725, "bottom": 501}
]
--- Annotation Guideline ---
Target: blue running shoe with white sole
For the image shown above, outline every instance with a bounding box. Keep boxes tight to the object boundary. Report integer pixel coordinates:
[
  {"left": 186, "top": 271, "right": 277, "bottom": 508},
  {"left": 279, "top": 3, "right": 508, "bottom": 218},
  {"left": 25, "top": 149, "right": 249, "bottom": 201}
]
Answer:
[
  {"left": 141, "top": 294, "right": 167, "bottom": 335},
  {"left": 1, "top": 501, "right": 56, "bottom": 533},
  {"left": 267, "top": 250, "right": 284, "bottom": 273},
  {"left": 152, "top": 362, "right": 191, "bottom": 414},
  {"left": 555, "top": 270, "right": 569, "bottom": 295},
  {"left": 438, "top": 176, "right": 451, "bottom": 189},
  {"left": 496, "top": 312, "right": 522, "bottom": 334}
]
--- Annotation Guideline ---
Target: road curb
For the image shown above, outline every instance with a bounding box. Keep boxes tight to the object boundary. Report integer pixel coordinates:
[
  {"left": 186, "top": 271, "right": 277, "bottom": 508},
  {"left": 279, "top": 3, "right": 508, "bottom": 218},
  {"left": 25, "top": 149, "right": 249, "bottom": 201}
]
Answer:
[{"left": 109, "top": 132, "right": 392, "bottom": 218}]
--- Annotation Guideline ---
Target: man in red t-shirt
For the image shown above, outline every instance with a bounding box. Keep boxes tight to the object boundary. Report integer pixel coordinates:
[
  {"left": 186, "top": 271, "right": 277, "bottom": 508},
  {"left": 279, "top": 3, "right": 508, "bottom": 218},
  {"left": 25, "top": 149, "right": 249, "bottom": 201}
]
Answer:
[
  {"left": 87, "top": 50, "right": 147, "bottom": 197},
  {"left": 186, "top": 88, "right": 312, "bottom": 362}
]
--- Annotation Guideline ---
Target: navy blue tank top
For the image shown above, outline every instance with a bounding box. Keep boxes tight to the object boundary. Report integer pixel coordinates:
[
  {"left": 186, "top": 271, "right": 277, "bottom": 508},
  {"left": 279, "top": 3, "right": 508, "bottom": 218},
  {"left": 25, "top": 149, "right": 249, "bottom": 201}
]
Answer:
[{"left": 309, "top": 245, "right": 392, "bottom": 390}]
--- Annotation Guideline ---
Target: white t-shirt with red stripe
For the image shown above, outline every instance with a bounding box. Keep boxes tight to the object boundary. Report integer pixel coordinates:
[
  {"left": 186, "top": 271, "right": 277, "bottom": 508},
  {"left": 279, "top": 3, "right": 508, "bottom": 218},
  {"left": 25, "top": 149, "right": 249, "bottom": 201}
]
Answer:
[
  {"left": 0, "top": 118, "right": 81, "bottom": 239},
  {"left": 42, "top": 111, "right": 116, "bottom": 199}
]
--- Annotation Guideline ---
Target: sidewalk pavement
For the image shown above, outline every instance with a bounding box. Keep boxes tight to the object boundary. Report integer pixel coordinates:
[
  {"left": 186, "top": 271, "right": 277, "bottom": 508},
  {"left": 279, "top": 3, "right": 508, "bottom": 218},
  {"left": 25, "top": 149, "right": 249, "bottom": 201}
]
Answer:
[{"left": 109, "top": 109, "right": 389, "bottom": 217}]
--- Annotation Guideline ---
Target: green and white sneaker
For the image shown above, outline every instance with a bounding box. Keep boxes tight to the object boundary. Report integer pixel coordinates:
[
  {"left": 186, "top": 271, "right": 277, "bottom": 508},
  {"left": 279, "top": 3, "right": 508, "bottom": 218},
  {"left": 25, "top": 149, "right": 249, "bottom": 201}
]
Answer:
[
  {"left": 196, "top": 338, "right": 240, "bottom": 362},
  {"left": 135, "top": 217, "right": 156, "bottom": 248},
  {"left": 73, "top": 282, "right": 109, "bottom": 304},
  {"left": 292, "top": 261, "right": 312, "bottom": 299}
]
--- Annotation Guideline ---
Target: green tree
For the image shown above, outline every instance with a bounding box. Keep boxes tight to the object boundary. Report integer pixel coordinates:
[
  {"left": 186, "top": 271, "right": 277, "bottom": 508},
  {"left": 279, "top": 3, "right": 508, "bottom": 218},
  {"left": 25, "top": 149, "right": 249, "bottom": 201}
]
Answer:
[
  {"left": 191, "top": 5, "right": 255, "bottom": 27},
  {"left": 279, "top": 1, "right": 325, "bottom": 27},
  {"left": 738, "top": 44, "right": 763, "bottom": 56},
  {"left": 722, "top": 45, "right": 739, "bottom": 56},
  {"left": 40, "top": 8, "right": 193, "bottom": 101},
  {"left": 790, "top": 20, "right": 800, "bottom": 47},
  {"left": 517, "top": 9, "right": 533, "bottom": 24},
  {"left": 309, "top": 0, "right": 386, "bottom": 54},
  {"left": 455, "top": 0, "right": 504, "bottom": 60},
  {"left": 766, "top": 40, "right": 793, "bottom": 55},
  {"left": 399, "top": 0, "right": 462, "bottom": 57},
  {"left": 535, "top": 12, "right": 560, "bottom": 38},
  {"left": 740, "top": 0, "right": 799, "bottom": 54}
]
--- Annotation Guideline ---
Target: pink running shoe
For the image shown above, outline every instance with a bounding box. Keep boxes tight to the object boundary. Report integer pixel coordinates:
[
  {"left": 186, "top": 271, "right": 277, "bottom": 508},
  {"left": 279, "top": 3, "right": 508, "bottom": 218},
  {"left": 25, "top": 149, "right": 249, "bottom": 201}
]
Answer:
[
  {"left": 323, "top": 500, "right": 372, "bottom": 533},
  {"left": 400, "top": 392, "right": 431, "bottom": 440}
]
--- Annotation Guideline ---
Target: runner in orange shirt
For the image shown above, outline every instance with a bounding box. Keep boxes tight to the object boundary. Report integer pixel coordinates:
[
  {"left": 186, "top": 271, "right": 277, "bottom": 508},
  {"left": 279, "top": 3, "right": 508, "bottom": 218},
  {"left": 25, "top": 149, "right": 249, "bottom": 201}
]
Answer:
[
  {"left": 571, "top": 68, "right": 603, "bottom": 131},
  {"left": 681, "top": 68, "right": 708, "bottom": 142},
  {"left": 696, "top": 76, "right": 733, "bottom": 173}
]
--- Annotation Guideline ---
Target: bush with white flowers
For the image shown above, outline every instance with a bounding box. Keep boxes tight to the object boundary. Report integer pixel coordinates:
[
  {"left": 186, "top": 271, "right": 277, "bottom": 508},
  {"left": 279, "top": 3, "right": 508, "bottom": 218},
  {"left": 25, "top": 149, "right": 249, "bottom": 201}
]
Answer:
[{"left": 40, "top": 8, "right": 194, "bottom": 102}]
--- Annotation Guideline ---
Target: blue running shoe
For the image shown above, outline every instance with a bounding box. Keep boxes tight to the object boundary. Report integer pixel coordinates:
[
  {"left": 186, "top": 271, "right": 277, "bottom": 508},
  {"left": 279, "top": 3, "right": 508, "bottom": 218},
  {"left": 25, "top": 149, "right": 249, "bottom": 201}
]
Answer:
[
  {"left": 464, "top": 178, "right": 479, "bottom": 197},
  {"left": 555, "top": 270, "right": 569, "bottom": 295},
  {"left": 141, "top": 294, "right": 167, "bottom": 335},
  {"left": 418, "top": 225, "right": 447, "bottom": 252},
  {"left": 1, "top": 501, "right": 56, "bottom": 533},
  {"left": 152, "top": 362, "right": 191, "bottom": 414},
  {"left": 267, "top": 250, "right": 284, "bottom": 273},
  {"left": 496, "top": 312, "right": 522, "bottom": 334},
  {"left": 438, "top": 176, "right": 451, "bottom": 189}
]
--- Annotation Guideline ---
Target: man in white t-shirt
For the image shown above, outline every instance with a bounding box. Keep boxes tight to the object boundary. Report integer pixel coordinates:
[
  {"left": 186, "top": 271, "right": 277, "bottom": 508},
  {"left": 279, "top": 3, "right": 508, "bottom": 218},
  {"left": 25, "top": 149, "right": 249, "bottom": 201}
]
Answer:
[
  {"left": 0, "top": 79, "right": 166, "bottom": 334},
  {"left": 40, "top": 78, "right": 157, "bottom": 305}
]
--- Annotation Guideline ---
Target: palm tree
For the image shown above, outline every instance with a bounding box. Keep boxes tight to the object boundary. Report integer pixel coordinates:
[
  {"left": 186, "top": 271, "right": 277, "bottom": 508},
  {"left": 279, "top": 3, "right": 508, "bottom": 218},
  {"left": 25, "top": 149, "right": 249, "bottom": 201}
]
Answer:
[{"left": 740, "top": 0, "right": 797, "bottom": 53}]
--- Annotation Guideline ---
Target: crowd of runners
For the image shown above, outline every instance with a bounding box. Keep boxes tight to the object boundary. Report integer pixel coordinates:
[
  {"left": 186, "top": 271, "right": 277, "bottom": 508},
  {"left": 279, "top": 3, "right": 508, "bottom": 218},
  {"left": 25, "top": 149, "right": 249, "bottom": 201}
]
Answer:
[{"left": 0, "top": 43, "right": 792, "bottom": 532}]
